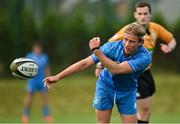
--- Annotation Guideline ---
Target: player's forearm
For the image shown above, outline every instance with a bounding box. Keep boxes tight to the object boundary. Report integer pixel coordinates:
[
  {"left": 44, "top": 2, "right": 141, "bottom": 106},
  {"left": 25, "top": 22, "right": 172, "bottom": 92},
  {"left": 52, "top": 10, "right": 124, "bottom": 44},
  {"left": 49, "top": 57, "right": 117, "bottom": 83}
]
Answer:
[
  {"left": 94, "top": 50, "right": 119, "bottom": 74},
  {"left": 168, "top": 38, "right": 176, "bottom": 50},
  {"left": 55, "top": 64, "right": 82, "bottom": 80},
  {"left": 55, "top": 57, "right": 93, "bottom": 80}
]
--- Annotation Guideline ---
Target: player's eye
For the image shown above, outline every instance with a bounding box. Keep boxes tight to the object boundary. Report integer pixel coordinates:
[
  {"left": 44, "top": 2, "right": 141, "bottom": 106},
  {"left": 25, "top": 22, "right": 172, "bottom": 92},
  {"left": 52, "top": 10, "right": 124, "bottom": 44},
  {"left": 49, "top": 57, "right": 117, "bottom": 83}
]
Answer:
[
  {"left": 124, "top": 38, "right": 137, "bottom": 44},
  {"left": 129, "top": 40, "right": 136, "bottom": 43},
  {"left": 124, "top": 38, "right": 128, "bottom": 41},
  {"left": 144, "top": 12, "right": 148, "bottom": 15}
]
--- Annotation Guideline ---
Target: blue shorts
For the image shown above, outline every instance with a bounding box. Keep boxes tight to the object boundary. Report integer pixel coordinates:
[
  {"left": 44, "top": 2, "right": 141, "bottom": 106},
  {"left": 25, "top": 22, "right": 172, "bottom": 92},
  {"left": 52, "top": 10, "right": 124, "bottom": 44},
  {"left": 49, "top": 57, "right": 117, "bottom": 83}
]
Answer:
[
  {"left": 26, "top": 80, "right": 47, "bottom": 94},
  {"left": 93, "top": 83, "right": 137, "bottom": 115}
]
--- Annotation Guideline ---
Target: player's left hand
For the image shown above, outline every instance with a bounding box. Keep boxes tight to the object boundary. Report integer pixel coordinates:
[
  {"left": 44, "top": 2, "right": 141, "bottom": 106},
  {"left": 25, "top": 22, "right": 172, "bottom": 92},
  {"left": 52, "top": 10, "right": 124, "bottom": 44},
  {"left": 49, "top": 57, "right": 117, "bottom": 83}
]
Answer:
[
  {"left": 160, "top": 43, "right": 173, "bottom": 53},
  {"left": 89, "top": 37, "right": 101, "bottom": 50},
  {"left": 43, "top": 75, "right": 59, "bottom": 89}
]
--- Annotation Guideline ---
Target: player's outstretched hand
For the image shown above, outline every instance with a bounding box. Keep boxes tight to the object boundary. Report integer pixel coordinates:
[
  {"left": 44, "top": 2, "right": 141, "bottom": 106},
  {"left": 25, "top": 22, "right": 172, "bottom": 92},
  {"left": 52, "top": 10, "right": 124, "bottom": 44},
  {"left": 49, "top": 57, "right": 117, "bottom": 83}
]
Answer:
[{"left": 43, "top": 75, "right": 59, "bottom": 89}]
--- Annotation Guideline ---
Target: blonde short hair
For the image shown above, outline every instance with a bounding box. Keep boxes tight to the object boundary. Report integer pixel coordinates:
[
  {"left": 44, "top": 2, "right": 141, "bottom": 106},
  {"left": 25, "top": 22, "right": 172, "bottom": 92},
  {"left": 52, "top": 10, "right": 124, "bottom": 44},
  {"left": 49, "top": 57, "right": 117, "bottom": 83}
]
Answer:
[{"left": 125, "top": 22, "right": 146, "bottom": 42}]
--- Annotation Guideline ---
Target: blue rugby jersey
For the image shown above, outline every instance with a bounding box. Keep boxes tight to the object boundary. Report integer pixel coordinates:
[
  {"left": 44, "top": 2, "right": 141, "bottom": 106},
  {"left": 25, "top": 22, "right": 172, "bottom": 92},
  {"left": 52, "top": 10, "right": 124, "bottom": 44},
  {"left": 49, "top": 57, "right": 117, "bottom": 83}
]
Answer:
[
  {"left": 92, "top": 40, "right": 151, "bottom": 91},
  {"left": 26, "top": 52, "right": 49, "bottom": 83}
]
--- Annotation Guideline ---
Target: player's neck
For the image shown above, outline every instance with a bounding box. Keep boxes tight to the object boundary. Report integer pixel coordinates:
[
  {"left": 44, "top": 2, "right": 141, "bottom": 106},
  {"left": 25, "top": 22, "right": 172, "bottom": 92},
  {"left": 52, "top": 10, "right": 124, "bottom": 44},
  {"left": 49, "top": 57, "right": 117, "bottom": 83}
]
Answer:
[{"left": 123, "top": 49, "right": 138, "bottom": 58}]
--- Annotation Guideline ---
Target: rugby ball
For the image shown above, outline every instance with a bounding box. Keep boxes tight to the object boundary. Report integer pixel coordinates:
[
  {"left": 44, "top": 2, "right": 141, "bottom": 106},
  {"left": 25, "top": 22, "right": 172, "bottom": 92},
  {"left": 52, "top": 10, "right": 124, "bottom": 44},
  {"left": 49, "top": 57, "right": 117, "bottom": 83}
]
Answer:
[{"left": 10, "top": 58, "right": 38, "bottom": 79}]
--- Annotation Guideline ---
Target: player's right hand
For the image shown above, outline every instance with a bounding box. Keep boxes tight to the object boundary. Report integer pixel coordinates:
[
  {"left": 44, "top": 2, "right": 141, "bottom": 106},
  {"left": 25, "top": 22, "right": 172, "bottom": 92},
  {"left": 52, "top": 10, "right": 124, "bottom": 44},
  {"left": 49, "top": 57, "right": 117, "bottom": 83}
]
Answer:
[
  {"left": 89, "top": 37, "right": 101, "bottom": 50},
  {"left": 43, "top": 75, "right": 59, "bottom": 89},
  {"left": 160, "top": 43, "right": 172, "bottom": 53}
]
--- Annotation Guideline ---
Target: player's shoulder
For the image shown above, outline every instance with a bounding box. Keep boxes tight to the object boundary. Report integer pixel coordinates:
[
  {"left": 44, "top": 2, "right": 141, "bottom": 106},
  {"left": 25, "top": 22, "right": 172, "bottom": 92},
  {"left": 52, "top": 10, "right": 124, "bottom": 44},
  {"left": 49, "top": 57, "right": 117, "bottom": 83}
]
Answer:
[
  {"left": 137, "top": 46, "right": 150, "bottom": 57},
  {"left": 138, "top": 47, "right": 151, "bottom": 60},
  {"left": 41, "top": 53, "right": 48, "bottom": 57},
  {"left": 102, "top": 40, "right": 123, "bottom": 52},
  {"left": 40, "top": 53, "right": 49, "bottom": 60},
  {"left": 139, "top": 46, "right": 150, "bottom": 53},
  {"left": 110, "top": 40, "right": 123, "bottom": 47},
  {"left": 149, "top": 22, "right": 164, "bottom": 29},
  {"left": 26, "top": 52, "right": 34, "bottom": 58}
]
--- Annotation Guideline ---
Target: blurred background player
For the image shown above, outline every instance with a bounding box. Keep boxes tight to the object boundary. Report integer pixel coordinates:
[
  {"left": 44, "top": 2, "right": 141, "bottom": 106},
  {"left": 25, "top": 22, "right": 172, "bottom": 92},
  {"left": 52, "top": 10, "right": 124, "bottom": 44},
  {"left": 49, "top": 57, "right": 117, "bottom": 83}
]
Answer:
[
  {"left": 21, "top": 42, "right": 53, "bottom": 123},
  {"left": 95, "top": 1, "right": 177, "bottom": 124},
  {"left": 43, "top": 23, "right": 151, "bottom": 124}
]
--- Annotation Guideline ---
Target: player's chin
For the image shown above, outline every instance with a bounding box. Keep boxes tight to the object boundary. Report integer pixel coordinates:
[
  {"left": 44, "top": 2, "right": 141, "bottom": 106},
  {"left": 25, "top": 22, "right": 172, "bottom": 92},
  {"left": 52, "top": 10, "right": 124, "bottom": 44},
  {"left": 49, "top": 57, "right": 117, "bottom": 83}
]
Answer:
[
  {"left": 124, "top": 49, "right": 132, "bottom": 55},
  {"left": 142, "top": 21, "right": 149, "bottom": 26}
]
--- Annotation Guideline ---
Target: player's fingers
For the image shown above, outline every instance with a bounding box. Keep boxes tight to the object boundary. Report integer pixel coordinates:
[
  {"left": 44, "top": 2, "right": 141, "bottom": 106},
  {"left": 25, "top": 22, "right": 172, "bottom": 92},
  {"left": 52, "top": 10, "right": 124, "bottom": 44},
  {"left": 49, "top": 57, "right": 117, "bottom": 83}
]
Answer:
[
  {"left": 47, "top": 83, "right": 51, "bottom": 89},
  {"left": 44, "top": 82, "right": 46, "bottom": 87},
  {"left": 43, "top": 78, "right": 48, "bottom": 82},
  {"left": 43, "top": 80, "right": 51, "bottom": 89},
  {"left": 44, "top": 80, "right": 47, "bottom": 87},
  {"left": 44, "top": 81, "right": 51, "bottom": 89}
]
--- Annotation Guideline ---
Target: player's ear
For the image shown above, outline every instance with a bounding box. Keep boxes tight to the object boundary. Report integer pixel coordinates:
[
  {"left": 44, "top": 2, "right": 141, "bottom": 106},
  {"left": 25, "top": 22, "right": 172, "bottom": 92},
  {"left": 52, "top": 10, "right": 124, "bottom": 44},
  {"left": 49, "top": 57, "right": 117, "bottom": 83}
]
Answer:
[
  {"left": 134, "top": 12, "right": 137, "bottom": 19},
  {"left": 150, "top": 14, "right": 152, "bottom": 19},
  {"left": 139, "top": 39, "right": 144, "bottom": 46}
]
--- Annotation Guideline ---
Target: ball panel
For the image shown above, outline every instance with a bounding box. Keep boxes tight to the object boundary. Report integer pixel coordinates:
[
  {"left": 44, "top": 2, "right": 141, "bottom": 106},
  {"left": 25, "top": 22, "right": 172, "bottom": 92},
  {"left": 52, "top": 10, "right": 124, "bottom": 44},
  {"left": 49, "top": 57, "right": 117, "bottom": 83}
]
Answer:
[
  {"left": 10, "top": 58, "right": 38, "bottom": 79},
  {"left": 13, "top": 58, "right": 35, "bottom": 63},
  {"left": 12, "top": 72, "right": 28, "bottom": 79},
  {"left": 10, "top": 58, "right": 36, "bottom": 72},
  {"left": 17, "top": 62, "right": 38, "bottom": 77},
  {"left": 10, "top": 61, "right": 18, "bottom": 72}
]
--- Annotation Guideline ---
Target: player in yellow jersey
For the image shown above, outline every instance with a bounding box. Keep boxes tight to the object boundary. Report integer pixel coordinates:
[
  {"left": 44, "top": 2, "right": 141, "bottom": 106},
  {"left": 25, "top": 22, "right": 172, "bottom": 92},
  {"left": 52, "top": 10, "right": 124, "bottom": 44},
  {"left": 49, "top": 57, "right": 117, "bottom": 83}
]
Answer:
[{"left": 95, "top": 1, "right": 177, "bottom": 123}]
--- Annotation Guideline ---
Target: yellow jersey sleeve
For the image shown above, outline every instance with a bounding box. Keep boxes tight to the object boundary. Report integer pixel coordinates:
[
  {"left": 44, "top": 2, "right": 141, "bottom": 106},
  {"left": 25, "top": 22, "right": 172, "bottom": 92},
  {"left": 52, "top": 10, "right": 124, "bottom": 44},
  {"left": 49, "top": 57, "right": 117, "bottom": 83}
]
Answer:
[{"left": 154, "top": 23, "right": 174, "bottom": 43}]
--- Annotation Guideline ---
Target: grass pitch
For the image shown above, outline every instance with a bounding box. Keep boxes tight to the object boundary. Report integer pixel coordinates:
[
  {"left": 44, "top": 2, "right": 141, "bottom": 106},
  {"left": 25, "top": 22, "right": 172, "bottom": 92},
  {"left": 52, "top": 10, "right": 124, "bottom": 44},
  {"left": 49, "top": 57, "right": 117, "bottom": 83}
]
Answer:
[{"left": 0, "top": 72, "right": 180, "bottom": 123}]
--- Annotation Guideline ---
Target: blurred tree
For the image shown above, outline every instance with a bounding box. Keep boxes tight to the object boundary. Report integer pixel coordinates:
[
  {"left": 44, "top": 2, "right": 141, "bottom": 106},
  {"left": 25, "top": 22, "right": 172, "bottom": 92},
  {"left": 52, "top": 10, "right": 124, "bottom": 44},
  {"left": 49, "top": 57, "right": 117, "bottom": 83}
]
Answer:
[
  {"left": 12, "top": 0, "right": 24, "bottom": 57},
  {"left": 173, "top": 18, "right": 180, "bottom": 73},
  {"left": 88, "top": 0, "right": 119, "bottom": 43},
  {"left": 41, "top": 10, "right": 62, "bottom": 66},
  {"left": 0, "top": 0, "right": 20, "bottom": 76},
  {"left": 0, "top": 0, "right": 179, "bottom": 77},
  {"left": 20, "top": 9, "right": 38, "bottom": 55},
  {"left": 62, "top": 3, "right": 89, "bottom": 66},
  {"left": 123, "top": 0, "right": 135, "bottom": 25},
  {"left": 0, "top": 11, "right": 14, "bottom": 76}
]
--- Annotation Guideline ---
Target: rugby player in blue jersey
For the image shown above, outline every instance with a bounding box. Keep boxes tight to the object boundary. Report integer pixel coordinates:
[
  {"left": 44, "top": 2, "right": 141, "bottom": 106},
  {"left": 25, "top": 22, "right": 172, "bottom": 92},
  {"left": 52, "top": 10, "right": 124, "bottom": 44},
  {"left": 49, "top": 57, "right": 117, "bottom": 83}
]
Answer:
[
  {"left": 21, "top": 42, "right": 53, "bottom": 123},
  {"left": 43, "top": 23, "right": 151, "bottom": 123},
  {"left": 95, "top": 1, "right": 176, "bottom": 123}
]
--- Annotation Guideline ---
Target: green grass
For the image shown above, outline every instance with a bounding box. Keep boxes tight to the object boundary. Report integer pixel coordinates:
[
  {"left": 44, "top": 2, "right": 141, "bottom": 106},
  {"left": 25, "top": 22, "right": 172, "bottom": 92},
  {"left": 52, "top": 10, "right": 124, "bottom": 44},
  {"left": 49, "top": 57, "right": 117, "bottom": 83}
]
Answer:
[{"left": 0, "top": 73, "right": 180, "bottom": 123}]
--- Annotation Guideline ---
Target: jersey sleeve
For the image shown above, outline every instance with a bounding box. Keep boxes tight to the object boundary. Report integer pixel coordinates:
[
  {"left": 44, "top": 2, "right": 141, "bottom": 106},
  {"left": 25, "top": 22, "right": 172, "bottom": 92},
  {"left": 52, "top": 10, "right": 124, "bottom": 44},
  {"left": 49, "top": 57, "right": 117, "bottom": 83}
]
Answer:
[
  {"left": 128, "top": 50, "right": 152, "bottom": 73},
  {"left": 156, "top": 23, "right": 174, "bottom": 43},
  {"left": 91, "top": 42, "right": 114, "bottom": 63},
  {"left": 108, "top": 25, "right": 128, "bottom": 42}
]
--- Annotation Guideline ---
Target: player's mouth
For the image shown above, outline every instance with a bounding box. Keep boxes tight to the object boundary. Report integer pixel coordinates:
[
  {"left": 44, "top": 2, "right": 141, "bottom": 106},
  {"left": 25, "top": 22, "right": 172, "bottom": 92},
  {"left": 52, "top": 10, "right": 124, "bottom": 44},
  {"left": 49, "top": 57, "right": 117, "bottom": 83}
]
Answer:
[
  {"left": 125, "top": 47, "right": 131, "bottom": 52},
  {"left": 140, "top": 20, "right": 148, "bottom": 25}
]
